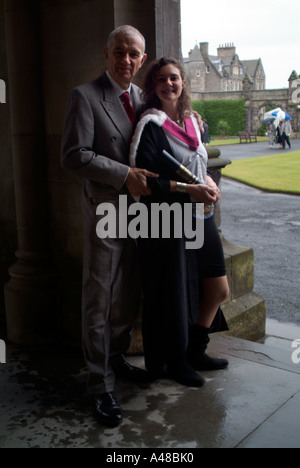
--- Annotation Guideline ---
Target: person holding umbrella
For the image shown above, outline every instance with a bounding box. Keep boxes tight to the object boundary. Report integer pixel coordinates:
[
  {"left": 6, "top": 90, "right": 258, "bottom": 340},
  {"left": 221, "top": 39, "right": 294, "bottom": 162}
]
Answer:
[
  {"left": 276, "top": 121, "right": 283, "bottom": 148},
  {"left": 282, "top": 119, "right": 292, "bottom": 149},
  {"left": 267, "top": 121, "right": 275, "bottom": 148}
]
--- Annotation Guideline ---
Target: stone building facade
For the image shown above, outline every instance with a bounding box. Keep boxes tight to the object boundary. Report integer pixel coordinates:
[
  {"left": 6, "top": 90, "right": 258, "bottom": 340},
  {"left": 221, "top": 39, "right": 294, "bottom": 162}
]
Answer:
[{"left": 184, "top": 42, "right": 266, "bottom": 93}]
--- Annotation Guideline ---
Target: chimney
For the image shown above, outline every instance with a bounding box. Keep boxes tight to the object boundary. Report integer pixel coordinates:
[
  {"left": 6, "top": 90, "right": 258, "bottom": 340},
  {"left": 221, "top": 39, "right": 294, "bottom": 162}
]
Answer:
[
  {"left": 217, "top": 43, "right": 236, "bottom": 58},
  {"left": 200, "top": 42, "right": 209, "bottom": 57}
]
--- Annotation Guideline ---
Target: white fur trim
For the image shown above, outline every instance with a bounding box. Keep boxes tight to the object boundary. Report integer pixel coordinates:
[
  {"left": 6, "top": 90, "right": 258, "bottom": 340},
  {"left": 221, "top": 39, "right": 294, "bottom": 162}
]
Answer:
[{"left": 129, "top": 109, "right": 167, "bottom": 167}]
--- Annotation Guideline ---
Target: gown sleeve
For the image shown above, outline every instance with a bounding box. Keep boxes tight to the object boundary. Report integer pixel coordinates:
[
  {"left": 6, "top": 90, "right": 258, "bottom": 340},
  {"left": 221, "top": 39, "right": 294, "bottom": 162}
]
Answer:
[{"left": 135, "top": 122, "right": 171, "bottom": 195}]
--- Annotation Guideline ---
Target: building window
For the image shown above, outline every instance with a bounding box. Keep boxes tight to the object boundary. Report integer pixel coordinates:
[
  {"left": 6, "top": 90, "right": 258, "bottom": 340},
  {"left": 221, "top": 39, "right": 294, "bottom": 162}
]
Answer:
[{"left": 196, "top": 69, "right": 201, "bottom": 77}]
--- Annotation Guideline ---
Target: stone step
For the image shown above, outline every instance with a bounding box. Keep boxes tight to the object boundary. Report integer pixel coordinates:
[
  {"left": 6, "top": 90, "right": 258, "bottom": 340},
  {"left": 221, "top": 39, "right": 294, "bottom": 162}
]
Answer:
[
  {"left": 260, "top": 319, "right": 300, "bottom": 353},
  {"left": 209, "top": 332, "right": 300, "bottom": 376},
  {"left": 222, "top": 236, "right": 254, "bottom": 302}
]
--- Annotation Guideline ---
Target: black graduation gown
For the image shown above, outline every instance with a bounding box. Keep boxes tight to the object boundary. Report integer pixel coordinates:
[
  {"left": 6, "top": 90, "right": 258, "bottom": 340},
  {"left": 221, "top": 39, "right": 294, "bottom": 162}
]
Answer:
[{"left": 134, "top": 121, "right": 228, "bottom": 373}]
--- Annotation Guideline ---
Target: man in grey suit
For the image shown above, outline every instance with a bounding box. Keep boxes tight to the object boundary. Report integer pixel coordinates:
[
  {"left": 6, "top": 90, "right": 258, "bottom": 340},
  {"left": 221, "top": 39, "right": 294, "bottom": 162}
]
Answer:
[{"left": 62, "top": 25, "right": 157, "bottom": 427}]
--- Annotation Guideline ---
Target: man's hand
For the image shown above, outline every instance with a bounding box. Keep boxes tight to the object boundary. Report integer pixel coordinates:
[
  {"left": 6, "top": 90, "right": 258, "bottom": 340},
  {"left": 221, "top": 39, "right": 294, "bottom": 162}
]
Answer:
[
  {"left": 125, "top": 168, "right": 159, "bottom": 197},
  {"left": 192, "top": 111, "right": 204, "bottom": 134}
]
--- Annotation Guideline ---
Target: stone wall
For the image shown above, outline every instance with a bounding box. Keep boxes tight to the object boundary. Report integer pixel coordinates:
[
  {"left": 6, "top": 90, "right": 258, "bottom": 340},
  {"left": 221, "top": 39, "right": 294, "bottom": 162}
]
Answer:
[{"left": 0, "top": 0, "right": 16, "bottom": 329}]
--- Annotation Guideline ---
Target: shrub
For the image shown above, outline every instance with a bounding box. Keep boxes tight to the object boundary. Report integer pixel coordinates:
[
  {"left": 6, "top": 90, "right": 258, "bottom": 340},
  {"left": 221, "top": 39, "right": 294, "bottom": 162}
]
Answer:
[
  {"left": 217, "top": 119, "right": 230, "bottom": 137},
  {"left": 192, "top": 99, "right": 246, "bottom": 136},
  {"left": 257, "top": 124, "right": 267, "bottom": 136}
]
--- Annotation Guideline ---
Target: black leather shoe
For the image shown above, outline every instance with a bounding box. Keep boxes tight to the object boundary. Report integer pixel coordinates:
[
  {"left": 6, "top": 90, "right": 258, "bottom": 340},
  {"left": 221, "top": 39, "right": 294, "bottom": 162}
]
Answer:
[
  {"left": 113, "top": 357, "right": 155, "bottom": 383},
  {"left": 94, "top": 392, "right": 123, "bottom": 427},
  {"left": 191, "top": 353, "right": 229, "bottom": 371}
]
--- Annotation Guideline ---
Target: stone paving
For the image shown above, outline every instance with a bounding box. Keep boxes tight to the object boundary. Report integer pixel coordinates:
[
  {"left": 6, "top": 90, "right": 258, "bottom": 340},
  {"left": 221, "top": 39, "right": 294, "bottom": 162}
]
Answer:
[{"left": 1, "top": 328, "right": 300, "bottom": 449}]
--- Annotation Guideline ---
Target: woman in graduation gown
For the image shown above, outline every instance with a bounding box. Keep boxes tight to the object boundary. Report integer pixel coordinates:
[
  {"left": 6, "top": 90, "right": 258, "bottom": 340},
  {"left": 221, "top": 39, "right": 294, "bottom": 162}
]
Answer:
[{"left": 129, "top": 57, "right": 230, "bottom": 387}]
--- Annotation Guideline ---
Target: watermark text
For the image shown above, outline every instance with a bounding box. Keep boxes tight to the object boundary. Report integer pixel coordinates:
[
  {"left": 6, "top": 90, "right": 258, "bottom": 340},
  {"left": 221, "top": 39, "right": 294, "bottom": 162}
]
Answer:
[
  {"left": 95, "top": 195, "right": 205, "bottom": 250},
  {"left": 291, "top": 339, "right": 300, "bottom": 364},
  {"left": 0, "top": 79, "right": 6, "bottom": 104},
  {"left": 0, "top": 339, "right": 6, "bottom": 363}
]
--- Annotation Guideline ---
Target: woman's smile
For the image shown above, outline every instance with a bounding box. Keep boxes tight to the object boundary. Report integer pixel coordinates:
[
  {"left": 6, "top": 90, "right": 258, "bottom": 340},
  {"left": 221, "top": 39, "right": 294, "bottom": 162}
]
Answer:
[{"left": 155, "top": 64, "right": 185, "bottom": 105}]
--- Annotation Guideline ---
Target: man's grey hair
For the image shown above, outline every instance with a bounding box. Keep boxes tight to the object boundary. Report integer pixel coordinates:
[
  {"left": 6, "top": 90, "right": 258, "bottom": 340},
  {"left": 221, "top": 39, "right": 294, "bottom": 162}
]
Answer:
[{"left": 106, "top": 25, "right": 146, "bottom": 53}]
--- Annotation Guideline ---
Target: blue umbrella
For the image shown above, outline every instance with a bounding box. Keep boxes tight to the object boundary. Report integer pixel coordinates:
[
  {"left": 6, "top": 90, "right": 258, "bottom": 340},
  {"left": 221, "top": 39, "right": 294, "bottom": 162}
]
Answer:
[
  {"left": 262, "top": 117, "right": 276, "bottom": 124},
  {"left": 271, "top": 110, "right": 292, "bottom": 120}
]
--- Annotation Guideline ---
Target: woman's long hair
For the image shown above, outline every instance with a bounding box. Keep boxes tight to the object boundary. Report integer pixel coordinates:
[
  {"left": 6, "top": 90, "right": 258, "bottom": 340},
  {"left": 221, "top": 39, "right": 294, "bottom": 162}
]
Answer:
[{"left": 142, "top": 57, "right": 192, "bottom": 122}]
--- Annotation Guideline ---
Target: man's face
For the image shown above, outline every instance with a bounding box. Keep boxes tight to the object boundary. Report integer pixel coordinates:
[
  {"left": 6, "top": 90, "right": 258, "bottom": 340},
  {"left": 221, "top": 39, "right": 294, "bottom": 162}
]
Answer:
[{"left": 104, "top": 32, "right": 147, "bottom": 89}]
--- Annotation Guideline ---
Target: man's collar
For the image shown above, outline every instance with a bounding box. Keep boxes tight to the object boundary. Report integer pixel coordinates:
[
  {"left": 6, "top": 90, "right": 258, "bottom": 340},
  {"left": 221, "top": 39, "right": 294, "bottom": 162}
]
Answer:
[{"left": 106, "top": 71, "right": 132, "bottom": 97}]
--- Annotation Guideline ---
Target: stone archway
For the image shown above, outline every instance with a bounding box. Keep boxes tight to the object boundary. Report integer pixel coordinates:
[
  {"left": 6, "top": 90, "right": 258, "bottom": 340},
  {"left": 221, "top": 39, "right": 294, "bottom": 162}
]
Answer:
[
  {"left": 256, "top": 101, "right": 284, "bottom": 126},
  {"left": 247, "top": 87, "right": 300, "bottom": 133}
]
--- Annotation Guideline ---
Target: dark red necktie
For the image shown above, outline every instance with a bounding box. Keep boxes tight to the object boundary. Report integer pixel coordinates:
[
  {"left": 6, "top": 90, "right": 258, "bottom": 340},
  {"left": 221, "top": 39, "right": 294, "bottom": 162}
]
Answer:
[{"left": 120, "top": 91, "right": 136, "bottom": 126}]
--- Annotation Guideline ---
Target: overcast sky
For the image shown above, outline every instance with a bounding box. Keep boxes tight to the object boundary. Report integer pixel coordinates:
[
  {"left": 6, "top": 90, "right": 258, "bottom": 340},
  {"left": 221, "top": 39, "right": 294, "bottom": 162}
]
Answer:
[{"left": 180, "top": 0, "right": 299, "bottom": 89}]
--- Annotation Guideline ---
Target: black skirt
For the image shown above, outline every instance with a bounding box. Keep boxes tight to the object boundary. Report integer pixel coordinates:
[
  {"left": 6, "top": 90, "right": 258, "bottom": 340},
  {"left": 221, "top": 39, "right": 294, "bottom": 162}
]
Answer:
[{"left": 196, "top": 215, "right": 227, "bottom": 279}]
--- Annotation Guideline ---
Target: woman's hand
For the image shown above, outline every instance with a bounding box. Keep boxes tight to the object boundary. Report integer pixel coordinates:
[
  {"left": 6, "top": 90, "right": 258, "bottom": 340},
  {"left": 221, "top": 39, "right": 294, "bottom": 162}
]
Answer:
[
  {"left": 188, "top": 184, "right": 219, "bottom": 205},
  {"left": 206, "top": 175, "right": 221, "bottom": 203},
  {"left": 170, "top": 178, "right": 220, "bottom": 205}
]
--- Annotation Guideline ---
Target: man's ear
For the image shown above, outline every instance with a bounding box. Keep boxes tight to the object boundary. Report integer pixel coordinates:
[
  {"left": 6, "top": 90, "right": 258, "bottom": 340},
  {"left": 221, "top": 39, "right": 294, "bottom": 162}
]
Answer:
[
  {"left": 104, "top": 47, "right": 109, "bottom": 63},
  {"left": 140, "top": 53, "right": 147, "bottom": 68}
]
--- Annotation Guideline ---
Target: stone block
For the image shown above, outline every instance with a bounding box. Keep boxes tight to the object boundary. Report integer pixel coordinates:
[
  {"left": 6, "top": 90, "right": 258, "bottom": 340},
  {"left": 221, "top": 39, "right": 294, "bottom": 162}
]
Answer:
[
  {"left": 222, "top": 237, "right": 254, "bottom": 301},
  {"left": 222, "top": 291, "right": 266, "bottom": 342}
]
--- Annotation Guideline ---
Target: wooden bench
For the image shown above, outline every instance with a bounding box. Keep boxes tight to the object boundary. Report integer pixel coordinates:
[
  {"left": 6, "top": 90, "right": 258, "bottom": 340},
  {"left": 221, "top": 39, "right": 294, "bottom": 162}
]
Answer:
[
  {"left": 238, "top": 132, "right": 258, "bottom": 143},
  {"left": 239, "top": 132, "right": 249, "bottom": 143},
  {"left": 249, "top": 132, "right": 257, "bottom": 143}
]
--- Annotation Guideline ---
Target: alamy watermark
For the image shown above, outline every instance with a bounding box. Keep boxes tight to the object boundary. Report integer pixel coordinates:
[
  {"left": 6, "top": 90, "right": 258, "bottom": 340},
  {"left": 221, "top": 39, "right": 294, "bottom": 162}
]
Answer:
[
  {"left": 0, "top": 339, "right": 6, "bottom": 364},
  {"left": 291, "top": 339, "right": 300, "bottom": 365},
  {"left": 292, "top": 79, "right": 300, "bottom": 105},
  {"left": 0, "top": 79, "right": 6, "bottom": 104},
  {"left": 95, "top": 195, "right": 204, "bottom": 250}
]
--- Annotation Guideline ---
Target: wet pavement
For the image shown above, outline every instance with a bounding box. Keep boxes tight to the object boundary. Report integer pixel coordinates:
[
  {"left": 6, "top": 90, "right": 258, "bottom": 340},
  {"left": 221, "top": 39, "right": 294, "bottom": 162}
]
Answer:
[
  {"left": 213, "top": 138, "right": 300, "bottom": 160},
  {"left": 220, "top": 178, "right": 300, "bottom": 325},
  {"left": 1, "top": 328, "right": 300, "bottom": 449},
  {"left": 211, "top": 138, "right": 300, "bottom": 326}
]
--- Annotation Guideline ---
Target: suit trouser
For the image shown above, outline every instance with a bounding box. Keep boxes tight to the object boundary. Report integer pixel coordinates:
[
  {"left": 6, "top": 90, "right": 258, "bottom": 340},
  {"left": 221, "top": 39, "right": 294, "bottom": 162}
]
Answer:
[
  {"left": 82, "top": 190, "right": 141, "bottom": 395},
  {"left": 282, "top": 132, "right": 291, "bottom": 149}
]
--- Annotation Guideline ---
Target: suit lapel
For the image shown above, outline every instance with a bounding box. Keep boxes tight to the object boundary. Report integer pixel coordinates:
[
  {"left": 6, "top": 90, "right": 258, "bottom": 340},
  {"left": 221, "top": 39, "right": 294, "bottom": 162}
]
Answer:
[
  {"left": 98, "top": 74, "right": 135, "bottom": 142},
  {"left": 131, "top": 85, "right": 143, "bottom": 116}
]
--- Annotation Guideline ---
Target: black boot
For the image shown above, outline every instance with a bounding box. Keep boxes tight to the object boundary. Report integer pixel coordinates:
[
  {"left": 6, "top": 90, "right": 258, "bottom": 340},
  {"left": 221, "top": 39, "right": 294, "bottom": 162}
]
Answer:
[
  {"left": 167, "top": 357, "right": 205, "bottom": 388},
  {"left": 187, "top": 325, "right": 229, "bottom": 371}
]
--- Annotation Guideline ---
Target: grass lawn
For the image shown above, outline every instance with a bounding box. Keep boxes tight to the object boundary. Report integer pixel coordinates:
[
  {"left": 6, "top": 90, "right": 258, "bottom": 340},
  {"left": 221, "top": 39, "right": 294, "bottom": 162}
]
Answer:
[{"left": 222, "top": 151, "right": 300, "bottom": 195}]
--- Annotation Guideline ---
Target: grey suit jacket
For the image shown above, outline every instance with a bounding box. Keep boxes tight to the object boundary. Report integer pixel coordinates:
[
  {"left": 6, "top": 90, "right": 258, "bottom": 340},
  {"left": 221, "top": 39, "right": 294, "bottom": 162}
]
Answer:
[{"left": 61, "top": 73, "right": 144, "bottom": 198}]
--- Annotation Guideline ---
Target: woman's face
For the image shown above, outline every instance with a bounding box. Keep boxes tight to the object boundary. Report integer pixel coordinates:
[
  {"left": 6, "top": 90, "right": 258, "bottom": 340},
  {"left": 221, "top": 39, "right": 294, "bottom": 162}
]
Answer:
[{"left": 154, "top": 64, "right": 185, "bottom": 107}]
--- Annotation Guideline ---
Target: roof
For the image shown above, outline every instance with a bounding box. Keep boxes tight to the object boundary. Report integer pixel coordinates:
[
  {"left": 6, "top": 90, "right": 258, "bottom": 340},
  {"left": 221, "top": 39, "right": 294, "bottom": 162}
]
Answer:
[
  {"left": 241, "top": 59, "right": 262, "bottom": 78},
  {"left": 183, "top": 44, "right": 265, "bottom": 84}
]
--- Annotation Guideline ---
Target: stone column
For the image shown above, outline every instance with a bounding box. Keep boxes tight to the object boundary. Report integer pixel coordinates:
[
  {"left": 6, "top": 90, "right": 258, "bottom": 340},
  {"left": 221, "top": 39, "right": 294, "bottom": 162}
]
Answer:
[
  {"left": 4, "top": 0, "right": 58, "bottom": 345},
  {"left": 207, "top": 147, "right": 231, "bottom": 229},
  {"left": 243, "top": 75, "right": 252, "bottom": 133}
]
